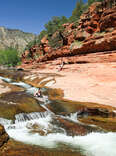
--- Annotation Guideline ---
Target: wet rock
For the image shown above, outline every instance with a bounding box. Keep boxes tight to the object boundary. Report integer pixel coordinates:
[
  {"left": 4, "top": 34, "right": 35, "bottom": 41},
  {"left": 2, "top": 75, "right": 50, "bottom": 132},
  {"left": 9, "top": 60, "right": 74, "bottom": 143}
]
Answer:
[
  {"left": 1, "top": 140, "right": 82, "bottom": 156},
  {"left": 0, "top": 69, "right": 25, "bottom": 82},
  {"left": 55, "top": 116, "right": 103, "bottom": 136},
  {"left": 0, "top": 124, "right": 9, "bottom": 148},
  {"left": 77, "top": 107, "right": 116, "bottom": 118},
  {"left": 79, "top": 116, "right": 116, "bottom": 132},
  {"left": 26, "top": 123, "right": 52, "bottom": 136},
  {"left": 0, "top": 91, "right": 45, "bottom": 120}
]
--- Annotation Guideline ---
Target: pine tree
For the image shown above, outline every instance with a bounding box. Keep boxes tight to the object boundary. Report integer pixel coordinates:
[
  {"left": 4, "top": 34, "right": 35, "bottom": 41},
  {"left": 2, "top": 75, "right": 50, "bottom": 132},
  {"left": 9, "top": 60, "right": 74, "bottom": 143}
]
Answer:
[
  {"left": 88, "top": 0, "right": 96, "bottom": 6},
  {"left": 69, "top": 0, "right": 84, "bottom": 22}
]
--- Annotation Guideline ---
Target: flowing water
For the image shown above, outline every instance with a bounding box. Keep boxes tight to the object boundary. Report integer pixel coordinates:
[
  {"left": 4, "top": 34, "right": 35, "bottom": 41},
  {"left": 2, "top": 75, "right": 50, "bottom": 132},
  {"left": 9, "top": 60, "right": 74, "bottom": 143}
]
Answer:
[{"left": 0, "top": 75, "right": 116, "bottom": 156}]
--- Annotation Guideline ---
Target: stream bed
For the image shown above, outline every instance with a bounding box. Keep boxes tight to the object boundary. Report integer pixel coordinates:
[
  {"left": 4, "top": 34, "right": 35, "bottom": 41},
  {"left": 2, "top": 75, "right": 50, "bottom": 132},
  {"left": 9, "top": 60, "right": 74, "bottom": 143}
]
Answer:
[{"left": 0, "top": 69, "right": 116, "bottom": 156}]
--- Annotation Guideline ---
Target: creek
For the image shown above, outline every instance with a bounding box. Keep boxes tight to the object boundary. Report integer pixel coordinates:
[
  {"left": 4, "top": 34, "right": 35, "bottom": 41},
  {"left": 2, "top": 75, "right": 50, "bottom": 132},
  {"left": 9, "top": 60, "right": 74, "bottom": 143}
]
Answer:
[{"left": 0, "top": 70, "right": 116, "bottom": 156}]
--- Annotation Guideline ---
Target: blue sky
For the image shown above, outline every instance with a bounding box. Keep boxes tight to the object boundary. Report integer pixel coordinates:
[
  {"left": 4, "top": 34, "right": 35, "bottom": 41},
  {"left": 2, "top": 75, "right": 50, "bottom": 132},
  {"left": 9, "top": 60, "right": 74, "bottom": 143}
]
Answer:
[{"left": 0, "top": 0, "right": 87, "bottom": 34}]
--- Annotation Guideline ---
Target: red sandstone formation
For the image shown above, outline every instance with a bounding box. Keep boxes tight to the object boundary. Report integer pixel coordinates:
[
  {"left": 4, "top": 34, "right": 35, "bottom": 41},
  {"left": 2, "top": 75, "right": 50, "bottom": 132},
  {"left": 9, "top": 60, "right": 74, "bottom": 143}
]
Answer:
[{"left": 22, "top": 2, "right": 116, "bottom": 64}]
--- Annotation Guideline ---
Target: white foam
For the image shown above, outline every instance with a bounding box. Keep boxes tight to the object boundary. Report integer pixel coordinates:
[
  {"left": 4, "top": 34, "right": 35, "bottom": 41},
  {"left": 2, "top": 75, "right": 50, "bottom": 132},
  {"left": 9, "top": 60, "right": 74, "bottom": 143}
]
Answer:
[
  {"left": 1, "top": 112, "right": 116, "bottom": 156},
  {"left": 1, "top": 76, "right": 116, "bottom": 155},
  {"left": 26, "top": 87, "right": 37, "bottom": 95},
  {"left": 66, "top": 112, "right": 78, "bottom": 122},
  {"left": 6, "top": 127, "right": 116, "bottom": 156},
  {"left": 5, "top": 113, "right": 53, "bottom": 134},
  {"left": 0, "top": 118, "right": 12, "bottom": 125},
  {"left": 75, "top": 132, "right": 116, "bottom": 156}
]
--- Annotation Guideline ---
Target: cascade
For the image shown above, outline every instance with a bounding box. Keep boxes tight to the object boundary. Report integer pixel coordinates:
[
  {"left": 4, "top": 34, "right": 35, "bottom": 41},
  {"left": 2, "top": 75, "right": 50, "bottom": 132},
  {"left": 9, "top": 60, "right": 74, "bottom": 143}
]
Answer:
[
  {"left": 15, "top": 111, "right": 49, "bottom": 123},
  {"left": 0, "top": 75, "right": 116, "bottom": 156}
]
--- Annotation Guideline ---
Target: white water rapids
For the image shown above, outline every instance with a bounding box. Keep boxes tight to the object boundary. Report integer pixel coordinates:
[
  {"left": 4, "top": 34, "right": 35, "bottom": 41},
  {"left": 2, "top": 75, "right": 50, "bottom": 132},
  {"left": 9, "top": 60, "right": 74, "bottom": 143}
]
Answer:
[
  {"left": 0, "top": 112, "right": 116, "bottom": 156},
  {"left": 0, "top": 76, "right": 116, "bottom": 156}
]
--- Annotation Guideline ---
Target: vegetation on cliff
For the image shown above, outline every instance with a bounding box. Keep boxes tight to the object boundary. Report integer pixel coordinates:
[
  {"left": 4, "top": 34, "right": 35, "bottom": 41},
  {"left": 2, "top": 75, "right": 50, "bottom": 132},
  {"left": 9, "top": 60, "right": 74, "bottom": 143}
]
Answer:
[
  {"left": 25, "top": 0, "right": 105, "bottom": 51},
  {"left": 23, "top": 0, "right": 116, "bottom": 63},
  {"left": 25, "top": 0, "right": 86, "bottom": 50}
]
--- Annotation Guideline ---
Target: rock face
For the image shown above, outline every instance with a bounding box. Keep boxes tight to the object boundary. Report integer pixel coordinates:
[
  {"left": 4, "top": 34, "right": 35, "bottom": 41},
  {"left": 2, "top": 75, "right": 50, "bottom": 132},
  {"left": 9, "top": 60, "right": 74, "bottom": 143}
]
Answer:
[
  {"left": 0, "top": 27, "right": 35, "bottom": 52},
  {"left": 22, "top": 3, "right": 116, "bottom": 64}
]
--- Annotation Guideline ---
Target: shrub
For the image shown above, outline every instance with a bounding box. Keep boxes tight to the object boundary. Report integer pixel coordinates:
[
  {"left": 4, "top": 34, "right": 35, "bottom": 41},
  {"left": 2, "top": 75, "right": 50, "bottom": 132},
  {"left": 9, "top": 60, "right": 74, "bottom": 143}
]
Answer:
[
  {"left": 48, "top": 31, "right": 63, "bottom": 49},
  {"left": 70, "top": 41, "right": 83, "bottom": 50},
  {"left": 44, "top": 16, "right": 67, "bottom": 35},
  {"left": 25, "top": 39, "right": 37, "bottom": 51},
  {"left": 0, "top": 48, "right": 21, "bottom": 67}
]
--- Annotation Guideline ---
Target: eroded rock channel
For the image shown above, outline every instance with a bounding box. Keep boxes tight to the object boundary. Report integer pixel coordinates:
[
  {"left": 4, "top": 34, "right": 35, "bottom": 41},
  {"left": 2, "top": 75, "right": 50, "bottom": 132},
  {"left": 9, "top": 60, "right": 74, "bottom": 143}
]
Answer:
[{"left": 0, "top": 69, "right": 116, "bottom": 156}]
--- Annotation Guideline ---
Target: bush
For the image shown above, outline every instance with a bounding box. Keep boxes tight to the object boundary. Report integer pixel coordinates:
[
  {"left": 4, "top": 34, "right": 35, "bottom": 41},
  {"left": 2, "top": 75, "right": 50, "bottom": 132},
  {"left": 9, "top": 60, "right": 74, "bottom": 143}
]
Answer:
[
  {"left": 44, "top": 16, "right": 68, "bottom": 35},
  {"left": 0, "top": 48, "right": 21, "bottom": 67},
  {"left": 69, "top": 0, "right": 86, "bottom": 22},
  {"left": 70, "top": 41, "right": 83, "bottom": 50},
  {"left": 48, "top": 31, "right": 63, "bottom": 49},
  {"left": 24, "top": 39, "right": 37, "bottom": 51}
]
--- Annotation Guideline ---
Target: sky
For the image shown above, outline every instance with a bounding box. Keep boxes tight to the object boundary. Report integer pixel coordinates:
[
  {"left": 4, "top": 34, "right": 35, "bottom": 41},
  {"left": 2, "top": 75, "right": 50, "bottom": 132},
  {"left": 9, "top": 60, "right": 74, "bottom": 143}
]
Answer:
[{"left": 0, "top": 0, "right": 87, "bottom": 35}]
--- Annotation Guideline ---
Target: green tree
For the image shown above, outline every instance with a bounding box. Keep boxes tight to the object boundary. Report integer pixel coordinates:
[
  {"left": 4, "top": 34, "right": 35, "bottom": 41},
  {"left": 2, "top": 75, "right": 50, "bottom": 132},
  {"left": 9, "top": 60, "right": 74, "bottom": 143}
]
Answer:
[
  {"left": 44, "top": 16, "right": 68, "bottom": 35},
  {"left": 25, "top": 39, "right": 37, "bottom": 50},
  {"left": 44, "top": 16, "right": 68, "bottom": 48},
  {"left": 88, "top": 0, "right": 104, "bottom": 6},
  {"left": 69, "top": 0, "right": 85, "bottom": 22},
  {"left": 60, "top": 16, "right": 68, "bottom": 24},
  {"left": 0, "top": 48, "right": 20, "bottom": 67},
  {"left": 88, "top": 0, "right": 95, "bottom": 6},
  {"left": 44, "top": 16, "right": 60, "bottom": 35}
]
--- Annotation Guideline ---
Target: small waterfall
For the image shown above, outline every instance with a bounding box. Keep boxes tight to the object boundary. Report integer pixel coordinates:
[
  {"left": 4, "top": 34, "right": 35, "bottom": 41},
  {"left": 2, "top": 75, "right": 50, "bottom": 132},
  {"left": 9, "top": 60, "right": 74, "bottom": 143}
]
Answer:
[
  {"left": 15, "top": 111, "right": 49, "bottom": 123},
  {"left": 1, "top": 75, "right": 116, "bottom": 156},
  {"left": 0, "top": 111, "right": 116, "bottom": 156},
  {"left": 66, "top": 112, "right": 78, "bottom": 122},
  {"left": 0, "top": 117, "right": 12, "bottom": 125},
  {"left": 60, "top": 112, "right": 79, "bottom": 123},
  {"left": 0, "top": 111, "right": 53, "bottom": 131}
]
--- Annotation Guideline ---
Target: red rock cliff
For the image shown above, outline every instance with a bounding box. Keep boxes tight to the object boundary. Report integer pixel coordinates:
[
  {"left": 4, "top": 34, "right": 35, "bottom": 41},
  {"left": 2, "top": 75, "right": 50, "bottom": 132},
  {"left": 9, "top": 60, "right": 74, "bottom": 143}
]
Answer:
[{"left": 22, "top": 2, "right": 116, "bottom": 64}]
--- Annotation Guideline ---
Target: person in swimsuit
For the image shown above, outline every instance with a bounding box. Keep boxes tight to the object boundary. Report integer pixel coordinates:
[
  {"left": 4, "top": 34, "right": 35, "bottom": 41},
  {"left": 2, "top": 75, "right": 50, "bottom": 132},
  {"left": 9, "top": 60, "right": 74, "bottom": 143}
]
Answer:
[{"left": 34, "top": 88, "right": 42, "bottom": 97}]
